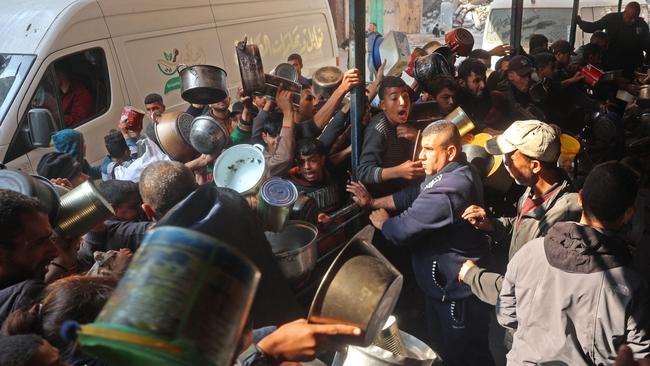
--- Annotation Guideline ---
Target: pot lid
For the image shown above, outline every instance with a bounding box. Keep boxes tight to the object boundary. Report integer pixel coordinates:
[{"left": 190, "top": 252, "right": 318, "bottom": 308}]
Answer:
[{"left": 260, "top": 177, "right": 298, "bottom": 207}]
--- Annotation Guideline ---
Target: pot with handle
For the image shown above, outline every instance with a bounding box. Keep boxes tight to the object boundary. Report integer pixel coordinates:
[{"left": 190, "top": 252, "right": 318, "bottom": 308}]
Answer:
[
  {"left": 155, "top": 112, "right": 200, "bottom": 163},
  {"left": 236, "top": 37, "right": 266, "bottom": 94},
  {"left": 213, "top": 144, "right": 267, "bottom": 195},
  {"left": 177, "top": 64, "right": 228, "bottom": 105}
]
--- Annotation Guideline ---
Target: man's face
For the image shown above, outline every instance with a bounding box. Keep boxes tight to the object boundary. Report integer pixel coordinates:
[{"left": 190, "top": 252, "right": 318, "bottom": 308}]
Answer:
[
  {"left": 299, "top": 153, "right": 326, "bottom": 183},
  {"left": 508, "top": 71, "right": 531, "bottom": 93},
  {"left": 460, "top": 72, "right": 486, "bottom": 97},
  {"left": 555, "top": 52, "right": 570, "bottom": 66},
  {"left": 380, "top": 87, "right": 411, "bottom": 124},
  {"left": 114, "top": 194, "right": 142, "bottom": 222},
  {"left": 145, "top": 102, "right": 165, "bottom": 119},
  {"left": 419, "top": 135, "right": 452, "bottom": 176},
  {"left": 209, "top": 96, "right": 231, "bottom": 121},
  {"left": 537, "top": 63, "right": 555, "bottom": 79},
  {"left": 262, "top": 132, "right": 279, "bottom": 154},
  {"left": 368, "top": 23, "right": 377, "bottom": 33},
  {"left": 253, "top": 95, "right": 266, "bottom": 109},
  {"left": 503, "top": 150, "right": 537, "bottom": 187},
  {"left": 623, "top": 5, "right": 639, "bottom": 25},
  {"left": 287, "top": 59, "right": 302, "bottom": 76},
  {"left": 229, "top": 113, "right": 241, "bottom": 133},
  {"left": 435, "top": 87, "right": 456, "bottom": 115},
  {"left": 299, "top": 89, "right": 315, "bottom": 119},
  {"left": 3, "top": 211, "right": 57, "bottom": 281},
  {"left": 25, "top": 340, "right": 70, "bottom": 366}
]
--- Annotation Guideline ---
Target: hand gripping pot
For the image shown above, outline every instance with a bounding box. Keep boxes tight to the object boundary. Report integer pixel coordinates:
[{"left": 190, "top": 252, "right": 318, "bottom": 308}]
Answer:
[
  {"left": 312, "top": 66, "right": 344, "bottom": 99},
  {"left": 77, "top": 226, "right": 260, "bottom": 366},
  {"left": 155, "top": 112, "right": 201, "bottom": 163},
  {"left": 308, "top": 225, "right": 403, "bottom": 347},
  {"left": 54, "top": 181, "right": 114, "bottom": 238},
  {"left": 213, "top": 144, "right": 267, "bottom": 195}
]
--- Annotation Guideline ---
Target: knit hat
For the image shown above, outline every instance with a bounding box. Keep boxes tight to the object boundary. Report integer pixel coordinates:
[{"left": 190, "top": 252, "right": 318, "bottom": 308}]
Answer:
[{"left": 37, "top": 152, "right": 82, "bottom": 180}]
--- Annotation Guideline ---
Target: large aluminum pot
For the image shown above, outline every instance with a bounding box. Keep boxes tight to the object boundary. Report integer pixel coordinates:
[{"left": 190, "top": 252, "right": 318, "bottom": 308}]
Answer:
[
  {"left": 189, "top": 115, "right": 230, "bottom": 155},
  {"left": 413, "top": 52, "right": 451, "bottom": 95},
  {"left": 55, "top": 181, "right": 114, "bottom": 238},
  {"left": 236, "top": 37, "right": 266, "bottom": 94},
  {"left": 444, "top": 107, "right": 475, "bottom": 136},
  {"left": 309, "top": 226, "right": 403, "bottom": 347},
  {"left": 0, "top": 169, "right": 60, "bottom": 224},
  {"left": 155, "top": 112, "right": 200, "bottom": 163},
  {"left": 638, "top": 85, "right": 650, "bottom": 108},
  {"left": 257, "top": 177, "right": 299, "bottom": 232},
  {"left": 332, "top": 330, "right": 441, "bottom": 366},
  {"left": 177, "top": 64, "right": 228, "bottom": 105},
  {"left": 313, "top": 66, "right": 343, "bottom": 99},
  {"left": 213, "top": 144, "right": 266, "bottom": 195},
  {"left": 265, "top": 220, "right": 318, "bottom": 286}
]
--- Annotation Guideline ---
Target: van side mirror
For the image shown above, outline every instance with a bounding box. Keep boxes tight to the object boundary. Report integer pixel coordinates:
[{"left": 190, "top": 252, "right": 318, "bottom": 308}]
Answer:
[{"left": 25, "top": 108, "right": 56, "bottom": 148}]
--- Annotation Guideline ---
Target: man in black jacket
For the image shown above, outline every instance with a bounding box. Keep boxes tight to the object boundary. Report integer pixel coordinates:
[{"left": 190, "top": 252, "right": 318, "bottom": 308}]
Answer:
[{"left": 348, "top": 121, "right": 494, "bottom": 366}]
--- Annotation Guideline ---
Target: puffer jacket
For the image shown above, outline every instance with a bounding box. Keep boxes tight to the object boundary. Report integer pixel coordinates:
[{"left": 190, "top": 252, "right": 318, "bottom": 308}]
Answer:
[
  {"left": 463, "top": 174, "right": 581, "bottom": 305},
  {"left": 497, "top": 222, "right": 649, "bottom": 365}
]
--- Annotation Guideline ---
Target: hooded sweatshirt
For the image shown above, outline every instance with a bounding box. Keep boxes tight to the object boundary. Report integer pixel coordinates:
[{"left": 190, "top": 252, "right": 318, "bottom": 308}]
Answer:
[
  {"left": 52, "top": 129, "right": 101, "bottom": 179},
  {"left": 497, "top": 222, "right": 649, "bottom": 365}
]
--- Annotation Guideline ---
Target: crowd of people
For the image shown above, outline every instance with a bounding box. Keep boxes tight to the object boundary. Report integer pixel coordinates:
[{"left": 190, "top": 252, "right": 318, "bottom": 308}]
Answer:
[{"left": 1, "top": 2, "right": 650, "bottom": 365}]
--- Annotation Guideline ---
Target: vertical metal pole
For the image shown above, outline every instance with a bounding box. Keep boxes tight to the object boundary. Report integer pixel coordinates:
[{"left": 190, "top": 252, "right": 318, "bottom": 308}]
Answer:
[
  {"left": 569, "top": 0, "right": 580, "bottom": 46},
  {"left": 510, "top": 0, "right": 523, "bottom": 54},
  {"left": 618, "top": 0, "right": 623, "bottom": 13},
  {"left": 350, "top": 0, "right": 366, "bottom": 180}
]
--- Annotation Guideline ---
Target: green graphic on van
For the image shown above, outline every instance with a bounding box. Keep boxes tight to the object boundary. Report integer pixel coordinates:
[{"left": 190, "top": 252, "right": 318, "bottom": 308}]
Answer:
[{"left": 156, "top": 46, "right": 207, "bottom": 95}]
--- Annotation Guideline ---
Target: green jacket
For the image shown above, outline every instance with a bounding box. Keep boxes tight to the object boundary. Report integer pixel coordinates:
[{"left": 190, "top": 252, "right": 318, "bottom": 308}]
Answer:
[{"left": 463, "top": 175, "right": 581, "bottom": 305}]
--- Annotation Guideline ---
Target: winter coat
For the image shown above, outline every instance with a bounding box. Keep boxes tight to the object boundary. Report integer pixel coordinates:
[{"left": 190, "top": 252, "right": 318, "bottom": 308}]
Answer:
[{"left": 497, "top": 222, "right": 650, "bottom": 365}]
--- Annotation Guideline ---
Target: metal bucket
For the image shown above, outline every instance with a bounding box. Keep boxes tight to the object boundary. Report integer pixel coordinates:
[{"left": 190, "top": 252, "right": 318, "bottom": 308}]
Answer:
[
  {"left": 265, "top": 220, "right": 318, "bottom": 286},
  {"left": 0, "top": 169, "right": 60, "bottom": 224},
  {"left": 309, "top": 226, "right": 403, "bottom": 347},
  {"left": 78, "top": 227, "right": 260, "bottom": 365},
  {"left": 257, "top": 177, "right": 298, "bottom": 232},
  {"left": 213, "top": 144, "right": 267, "bottom": 195},
  {"left": 55, "top": 181, "right": 114, "bottom": 238},
  {"left": 444, "top": 107, "right": 475, "bottom": 136},
  {"left": 333, "top": 330, "right": 441, "bottom": 366}
]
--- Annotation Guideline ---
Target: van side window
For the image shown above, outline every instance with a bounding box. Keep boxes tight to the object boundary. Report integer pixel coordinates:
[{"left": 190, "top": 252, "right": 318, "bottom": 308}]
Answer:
[{"left": 5, "top": 48, "right": 110, "bottom": 163}]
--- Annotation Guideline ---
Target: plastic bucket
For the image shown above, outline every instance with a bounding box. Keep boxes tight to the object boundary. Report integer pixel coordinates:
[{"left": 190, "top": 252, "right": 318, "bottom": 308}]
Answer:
[
  {"left": 120, "top": 106, "right": 145, "bottom": 131},
  {"left": 560, "top": 133, "right": 581, "bottom": 159},
  {"left": 78, "top": 227, "right": 260, "bottom": 366},
  {"left": 582, "top": 64, "right": 604, "bottom": 88}
]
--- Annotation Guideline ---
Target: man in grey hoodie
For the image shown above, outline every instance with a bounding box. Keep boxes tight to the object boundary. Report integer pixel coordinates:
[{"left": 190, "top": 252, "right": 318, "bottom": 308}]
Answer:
[{"left": 497, "top": 162, "right": 649, "bottom": 365}]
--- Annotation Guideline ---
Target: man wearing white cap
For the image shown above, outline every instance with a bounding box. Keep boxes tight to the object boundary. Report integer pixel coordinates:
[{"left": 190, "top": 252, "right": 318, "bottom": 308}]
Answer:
[{"left": 458, "top": 120, "right": 581, "bottom": 308}]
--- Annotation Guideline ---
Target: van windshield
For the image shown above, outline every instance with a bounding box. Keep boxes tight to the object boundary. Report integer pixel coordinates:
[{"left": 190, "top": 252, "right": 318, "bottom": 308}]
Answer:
[
  {"left": 0, "top": 54, "right": 35, "bottom": 124},
  {"left": 486, "top": 8, "right": 572, "bottom": 47}
]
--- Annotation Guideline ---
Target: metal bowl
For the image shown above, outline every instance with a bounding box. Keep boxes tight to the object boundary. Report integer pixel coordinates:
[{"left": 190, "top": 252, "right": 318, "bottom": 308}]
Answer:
[{"left": 189, "top": 115, "right": 230, "bottom": 155}]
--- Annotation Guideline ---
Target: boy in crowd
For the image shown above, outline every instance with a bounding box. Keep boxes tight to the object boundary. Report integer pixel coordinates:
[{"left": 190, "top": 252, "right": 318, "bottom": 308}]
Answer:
[
  {"left": 357, "top": 76, "right": 424, "bottom": 196},
  {"left": 101, "top": 129, "right": 135, "bottom": 180}
]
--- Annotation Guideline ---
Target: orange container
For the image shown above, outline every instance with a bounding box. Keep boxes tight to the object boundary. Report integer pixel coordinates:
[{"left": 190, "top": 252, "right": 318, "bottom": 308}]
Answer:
[
  {"left": 120, "top": 106, "right": 145, "bottom": 131},
  {"left": 445, "top": 28, "right": 474, "bottom": 56}
]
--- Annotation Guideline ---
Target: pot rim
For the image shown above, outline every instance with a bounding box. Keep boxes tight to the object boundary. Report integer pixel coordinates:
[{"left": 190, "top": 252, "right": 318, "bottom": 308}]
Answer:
[{"left": 266, "top": 220, "right": 318, "bottom": 256}]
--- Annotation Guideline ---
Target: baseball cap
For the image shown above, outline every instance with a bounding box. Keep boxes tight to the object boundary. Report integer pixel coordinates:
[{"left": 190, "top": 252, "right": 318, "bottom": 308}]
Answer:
[
  {"left": 37, "top": 151, "right": 82, "bottom": 180},
  {"left": 549, "top": 40, "right": 576, "bottom": 55},
  {"left": 507, "top": 55, "right": 534, "bottom": 76},
  {"left": 485, "top": 120, "right": 560, "bottom": 162}
]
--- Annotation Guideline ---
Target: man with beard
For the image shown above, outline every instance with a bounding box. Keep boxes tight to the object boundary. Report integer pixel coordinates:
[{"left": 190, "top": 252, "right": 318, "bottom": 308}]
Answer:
[
  {"left": 357, "top": 76, "right": 424, "bottom": 196},
  {"left": 0, "top": 190, "right": 59, "bottom": 321},
  {"left": 456, "top": 58, "right": 490, "bottom": 130},
  {"left": 485, "top": 56, "right": 545, "bottom": 131}
]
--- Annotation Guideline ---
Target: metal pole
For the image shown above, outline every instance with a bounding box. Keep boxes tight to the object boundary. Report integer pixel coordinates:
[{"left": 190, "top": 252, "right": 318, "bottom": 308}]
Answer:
[
  {"left": 510, "top": 0, "right": 523, "bottom": 54},
  {"left": 349, "top": 0, "right": 366, "bottom": 180},
  {"left": 618, "top": 0, "right": 623, "bottom": 13},
  {"left": 569, "top": 0, "right": 580, "bottom": 46}
]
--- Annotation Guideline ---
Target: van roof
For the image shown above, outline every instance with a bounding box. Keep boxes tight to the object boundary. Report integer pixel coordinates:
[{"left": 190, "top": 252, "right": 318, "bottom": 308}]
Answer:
[
  {"left": 0, "top": 0, "right": 108, "bottom": 55},
  {"left": 489, "top": 0, "right": 644, "bottom": 9}
]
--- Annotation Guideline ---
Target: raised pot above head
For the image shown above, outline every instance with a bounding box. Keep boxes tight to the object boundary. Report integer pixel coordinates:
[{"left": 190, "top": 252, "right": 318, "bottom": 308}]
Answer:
[
  {"left": 213, "top": 144, "right": 267, "bottom": 195},
  {"left": 55, "top": 181, "right": 114, "bottom": 238},
  {"left": 272, "top": 63, "right": 299, "bottom": 82},
  {"left": 177, "top": 64, "right": 228, "bottom": 105},
  {"left": 189, "top": 115, "right": 230, "bottom": 155},
  {"left": 236, "top": 37, "right": 266, "bottom": 94},
  {"left": 263, "top": 73, "right": 302, "bottom": 107},
  {"left": 413, "top": 52, "right": 451, "bottom": 96},
  {"left": 308, "top": 225, "right": 403, "bottom": 347},
  {"left": 444, "top": 107, "right": 475, "bottom": 137},
  {"left": 155, "top": 112, "right": 200, "bottom": 163},
  {"left": 312, "top": 66, "right": 343, "bottom": 99},
  {"left": 445, "top": 28, "right": 474, "bottom": 57},
  {"left": 120, "top": 106, "right": 145, "bottom": 131}
]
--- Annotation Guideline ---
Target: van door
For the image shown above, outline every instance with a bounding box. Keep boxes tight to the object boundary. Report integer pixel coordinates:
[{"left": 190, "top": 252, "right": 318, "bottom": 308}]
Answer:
[{"left": 5, "top": 40, "right": 125, "bottom": 172}]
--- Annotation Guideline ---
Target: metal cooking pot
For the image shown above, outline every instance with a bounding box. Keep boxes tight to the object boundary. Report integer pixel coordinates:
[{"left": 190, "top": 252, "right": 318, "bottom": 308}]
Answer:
[
  {"left": 236, "top": 37, "right": 266, "bottom": 94},
  {"left": 257, "top": 177, "right": 299, "bottom": 232},
  {"left": 264, "top": 73, "right": 302, "bottom": 107},
  {"left": 309, "top": 225, "right": 403, "bottom": 347},
  {"left": 155, "top": 112, "right": 200, "bottom": 163},
  {"left": 638, "top": 85, "right": 650, "bottom": 108},
  {"left": 413, "top": 53, "right": 451, "bottom": 95},
  {"left": 55, "top": 181, "right": 114, "bottom": 238},
  {"left": 290, "top": 194, "right": 319, "bottom": 225},
  {"left": 313, "top": 66, "right": 343, "bottom": 99},
  {"left": 177, "top": 64, "right": 228, "bottom": 105},
  {"left": 333, "top": 330, "right": 441, "bottom": 366},
  {"left": 189, "top": 115, "right": 230, "bottom": 155},
  {"left": 0, "top": 169, "right": 60, "bottom": 224},
  {"left": 265, "top": 220, "right": 318, "bottom": 286},
  {"left": 213, "top": 144, "right": 267, "bottom": 195},
  {"left": 272, "top": 63, "right": 299, "bottom": 82},
  {"left": 444, "top": 28, "right": 474, "bottom": 57},
  {"left": 444, "top": 107, "right": 475, "bottom": 136}
]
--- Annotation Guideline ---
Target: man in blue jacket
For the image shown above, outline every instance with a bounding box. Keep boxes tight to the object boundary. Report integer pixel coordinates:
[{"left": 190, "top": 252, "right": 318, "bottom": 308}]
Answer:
[{"left": 347, "top": 120, "right": 494, "bottom": 366}]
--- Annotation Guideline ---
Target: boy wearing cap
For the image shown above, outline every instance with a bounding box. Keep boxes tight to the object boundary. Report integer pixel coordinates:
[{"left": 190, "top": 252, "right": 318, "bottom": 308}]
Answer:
[
  {"left": 458, "top": 120, "right": 581, "bottom": 307},
  {"left": 485, "top": 56, "right": 545, "bottom": 130}
]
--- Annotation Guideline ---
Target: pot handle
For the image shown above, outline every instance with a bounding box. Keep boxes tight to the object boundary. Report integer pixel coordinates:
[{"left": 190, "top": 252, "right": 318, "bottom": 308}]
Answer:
[
  {"left": 253, "top": 143, "right": 264, "bottom": 152},
  {"left": 176, "top": 64, "right": 188, "bottom": 74}
]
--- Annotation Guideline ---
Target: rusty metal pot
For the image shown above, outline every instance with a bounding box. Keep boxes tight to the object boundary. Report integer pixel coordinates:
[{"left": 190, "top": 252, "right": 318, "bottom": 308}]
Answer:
[
  {"left": 155, "top": 112, "right": 200, "bottom": 163},
  {"left": 236, "top": 37, "right": 266, "bottom": 94},
  {"left": 177, "top": 64, "right": 228, "bottom": 105},
  {"left": 445, "top": 28, "right": 474, "bottom": 57},
  {"left": 309, "top": 225, "right": 403, "bottom": 347}
]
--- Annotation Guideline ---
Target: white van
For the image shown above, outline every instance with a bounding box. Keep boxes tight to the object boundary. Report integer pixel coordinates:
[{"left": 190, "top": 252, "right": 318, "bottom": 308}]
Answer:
[
  {"left": 0, "top": 0, "right": 338, "bottom": 173},
  {"left": 482, "top": 0, "right": 649, "bottom": 57}
]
